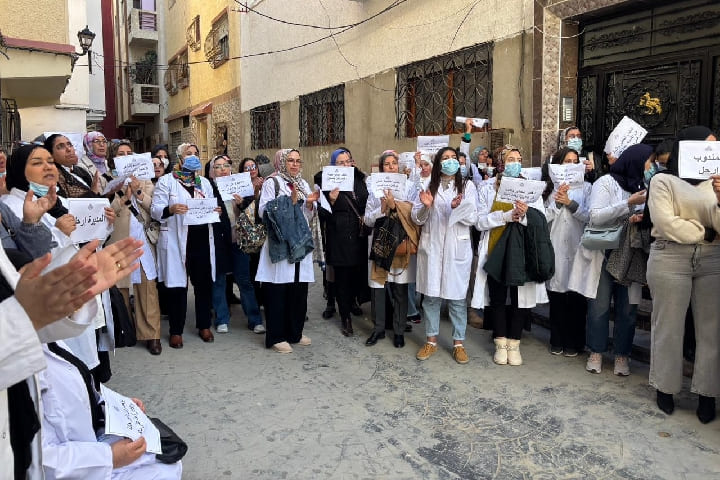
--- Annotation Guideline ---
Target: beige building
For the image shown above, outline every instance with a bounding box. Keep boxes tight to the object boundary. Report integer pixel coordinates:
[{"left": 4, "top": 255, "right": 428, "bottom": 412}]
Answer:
[
  {"left": 0, "top": 0, "right": 94, "bottom": 147},
  {"left": 236, "top": 0, "right": 720, "bottom": 178},
  {"left": 161, "top": 0, "right": 241, "bottom": 165}
]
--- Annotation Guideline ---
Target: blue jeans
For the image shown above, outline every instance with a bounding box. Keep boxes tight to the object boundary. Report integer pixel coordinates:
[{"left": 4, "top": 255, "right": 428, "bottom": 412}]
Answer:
[
  {"left": 212, "top": 275, "right": 231, "bottom": 326},
  {"left": 423, "top": 296, "right": 467, "bottom": 341},
  {"left": 230, "top": 247, "right": 263, "bottom": 328},
  {"left": 587, "top": 263, "right": 637, "bottom": 355},
  {"left": 407, "top": 283, "right": 419, "bottom": 317}
]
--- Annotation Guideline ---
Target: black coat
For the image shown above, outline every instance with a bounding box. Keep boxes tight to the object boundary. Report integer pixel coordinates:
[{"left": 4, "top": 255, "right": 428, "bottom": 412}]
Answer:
[
  {"left": 210, "top": 180, "right": 234, "bottom": 275},
  {"left": 318, "top": 167, "right": 369, "bottom": 267}
]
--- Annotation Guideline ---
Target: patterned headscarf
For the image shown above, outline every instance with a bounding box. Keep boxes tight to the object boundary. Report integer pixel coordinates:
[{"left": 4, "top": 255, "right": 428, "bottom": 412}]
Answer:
[
  {"left": 272, "top": 148, "right": 291, "bottom": 177},
  {"left": 83, "top": 131, "right": 108, "bottom": 174},
  {"left": 278, "top": 149, "right": 308, "bottom": 200}
]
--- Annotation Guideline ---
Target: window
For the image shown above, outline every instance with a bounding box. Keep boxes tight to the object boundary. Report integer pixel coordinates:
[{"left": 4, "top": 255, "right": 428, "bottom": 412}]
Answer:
[
  {"left": 164, "top": 49, "right": 188, "bottom": 95},
  {"left": 396, "top": 43, "right": 492, "bottom": 137},
  {"left": 251, "top": 102, "right": 280, "bottom": 150},
  {"left": 186, "top": 16, "right": 201, "bottom": 51},
  {"left": 182, "top": 116, "right": 190, "bottom": 128},
  {"left": 205, "top": 13, "right": 229, "bottom": 68},
  {"left": 299, "top": 85, "right": 345, "bottom": 147}
]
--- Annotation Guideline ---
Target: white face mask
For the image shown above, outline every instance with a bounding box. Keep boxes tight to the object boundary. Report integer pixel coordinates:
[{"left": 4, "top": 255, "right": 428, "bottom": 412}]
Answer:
[{"left": 567, "top": 138, "right": 583, "bottom": 152}]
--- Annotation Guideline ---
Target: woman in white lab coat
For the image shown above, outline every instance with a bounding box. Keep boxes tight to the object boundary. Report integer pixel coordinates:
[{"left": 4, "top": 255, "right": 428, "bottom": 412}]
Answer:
[
  {"left": 544, "top": 147, "right": 591, "bottom": 357},
  {"left": 471, "top": 146, "right": 548, "bottom": 366},
  {"left": 151, "top": 155, "right": 218, "bottom": 348},
  {"left": 255, "top": 149, "right": 320, "bottom": 353},
  {"left": 412, "top": 147, "right": 477, "bottom": 365},
  {"left": 364, "top": 150, "right": 418, "bottom": 348}
]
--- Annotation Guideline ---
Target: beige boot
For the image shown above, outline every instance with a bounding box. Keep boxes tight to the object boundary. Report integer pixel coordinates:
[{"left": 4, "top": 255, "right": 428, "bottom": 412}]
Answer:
[
  {"left": 493, "top": 337, "right": 508, "bottom": 365},
  {"left": 507, "top": 339, "right": 523, "bottom": 366}
]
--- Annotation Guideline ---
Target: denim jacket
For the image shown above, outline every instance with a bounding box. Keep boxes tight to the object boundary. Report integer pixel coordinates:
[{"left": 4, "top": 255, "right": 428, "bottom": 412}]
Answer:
[{"left": 263, "top": 194, "right": 314, "bottom": 263}]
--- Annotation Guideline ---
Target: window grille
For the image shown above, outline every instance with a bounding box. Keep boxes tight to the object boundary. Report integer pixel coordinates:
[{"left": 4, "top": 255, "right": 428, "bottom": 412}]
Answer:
[
  {"left": 299, "top": 84, "right": 345, "bottom": 147},
  {"left": 251, "top": 102, "right": 280, "bottom": 150},
  {"left": 396, "top": 43, "right": 492, "bottom": 137}
]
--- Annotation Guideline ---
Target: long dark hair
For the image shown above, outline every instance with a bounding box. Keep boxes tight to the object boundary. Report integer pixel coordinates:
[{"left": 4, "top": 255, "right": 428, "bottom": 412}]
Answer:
[{"left": 428, "top": 147, "right": 464, "bottom": 197}]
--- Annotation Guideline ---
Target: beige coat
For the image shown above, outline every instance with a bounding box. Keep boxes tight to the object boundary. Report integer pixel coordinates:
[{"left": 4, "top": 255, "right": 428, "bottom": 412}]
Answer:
[{"left": 108, "top": 179, "right": 155, "bottom": 288}]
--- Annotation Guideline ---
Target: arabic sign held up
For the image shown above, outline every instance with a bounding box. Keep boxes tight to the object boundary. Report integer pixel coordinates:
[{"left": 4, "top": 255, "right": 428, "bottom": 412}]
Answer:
[
  {"left": 67, "top": 198, "right": 110, "bottom": 244},
  {"left": 678, "top": 141, "right": 720, "bottom": 180}
]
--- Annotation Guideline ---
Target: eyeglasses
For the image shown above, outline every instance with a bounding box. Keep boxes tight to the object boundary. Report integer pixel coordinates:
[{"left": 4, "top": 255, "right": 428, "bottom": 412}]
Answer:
[
  {"left": 213, "top": 164, "right": 231, "bottom": 170},
  {"left": 92, "top": 139, "right": 108, "bottom": 145},
  {"left": 286, "top": 158, "right": 302, "bottom": 164},
  {"left": 244, "top": 165, "right": 257, "bottom": 171}
]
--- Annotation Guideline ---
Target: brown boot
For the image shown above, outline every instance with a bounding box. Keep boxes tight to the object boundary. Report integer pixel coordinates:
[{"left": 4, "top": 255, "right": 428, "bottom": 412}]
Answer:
[
  {"left": 341, "top": 318, "right": 354, "bottom": 337},
  {"left": 467, "top": 308, "right": 484, "bottom": 329}
]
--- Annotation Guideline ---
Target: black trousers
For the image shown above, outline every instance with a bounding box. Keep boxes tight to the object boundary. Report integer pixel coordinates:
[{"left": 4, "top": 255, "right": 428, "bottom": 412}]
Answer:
[
  {"left": 548, "top": 290, "right": 587, "bottom": 350},
  {"left": 487, "top": 276, "right": 526, "bottom": 340},
  {"left": 263, "top": 263, "right": 308, "bottom": 348},
  {"left": 333, "top": 264, "right": 362, "bottom": 320},
  {"left": 165, "top": 228, "right": 214, "bottom": 335}
]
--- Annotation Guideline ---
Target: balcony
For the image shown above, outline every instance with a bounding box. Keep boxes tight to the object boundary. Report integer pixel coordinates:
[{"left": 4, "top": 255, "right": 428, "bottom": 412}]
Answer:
[
  {"left": 128, "top": 9, "right": 158, "bottom": 47},
  {"left": 130, "top": 84, "right": 159, "bottom": 116}
]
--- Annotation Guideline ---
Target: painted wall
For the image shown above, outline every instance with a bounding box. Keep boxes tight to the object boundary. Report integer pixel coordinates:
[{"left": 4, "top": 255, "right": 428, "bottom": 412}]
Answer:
[
  {"left": 0, "top": 0, "right": 68, "bottom": 45},
  {"left": 87, "top": 0, "right": 107, "bottom": 125}
]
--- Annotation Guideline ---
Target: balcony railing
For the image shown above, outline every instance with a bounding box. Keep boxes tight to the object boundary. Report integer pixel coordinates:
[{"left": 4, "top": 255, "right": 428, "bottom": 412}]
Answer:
[
  {"left": 130, "top": 84, "right": 159, "bottom": 116},
  {"left": 128, "top": 9, "right": 158, "bottom": 46}
]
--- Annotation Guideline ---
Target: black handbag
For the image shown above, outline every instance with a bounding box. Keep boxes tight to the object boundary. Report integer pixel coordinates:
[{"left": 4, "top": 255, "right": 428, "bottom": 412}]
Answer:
[
  {"left": 109, "top": 286, "right": 136, "bottom": 348},
  {"left": 150, "top": 417, "right": 189, "bottom": 464},
  {"left": 369, "top": 214, "right": 406, "bottom": 271}
]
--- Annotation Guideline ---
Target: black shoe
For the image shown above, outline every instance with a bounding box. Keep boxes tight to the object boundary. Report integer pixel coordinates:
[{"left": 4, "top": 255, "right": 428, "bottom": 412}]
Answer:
[
  {"left": 365, "top": 331, "right": 385, "bottom": 346},
  {"left": 404, "top": 323, "right": 412, "bottom": 333},
  {"left": 697, "top": 395, "right": 716, "bottom": 424},
  {"left": 322, "top": 306, "right": 335, "bottom": 319},
  {"left": 350, "top": 304, "right": 363, "bottom": 316},
  {"left": 394, "top": 334, "right": 405, "bottom": 348},
  {"left": 341, "top": 318, "right": 354, "bottom": 337},
  {"left": 407, "top": 314, "right": 421, "bottom": 324},
  {"left": 656, "top": 390, "right": 675, "bottom": 415}
]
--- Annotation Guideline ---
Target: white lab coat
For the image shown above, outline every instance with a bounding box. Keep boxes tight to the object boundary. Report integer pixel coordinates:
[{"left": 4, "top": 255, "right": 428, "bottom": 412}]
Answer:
[
  {"left": 545, "top": 181, "right": 592, "bottom": 292},
  {"left": 39, "top": 341, "right": 182, "bottom": 480},
  {"left": 412, "top": 178, "right": 477, "bottom": 300},
  {"left": 364, "top": 181, "right": 418, "bottom": 287},
  {"left": 0, "top": 243, "right": 98, "bottom": 480},
  {"left": 567, "top": 174, "right": 642, "bottom": 303},
  {"left": 2, "top": 189, "right": 101, "bottom": 367},
  {"left": 255, "top": 177, "right": 316, "bottom": 284},
  {"left": 151, "top": 173, "right": 217, "bottom": 288},
  {"left": 471, "top": 181, "right": 549, "bottom": 309}
]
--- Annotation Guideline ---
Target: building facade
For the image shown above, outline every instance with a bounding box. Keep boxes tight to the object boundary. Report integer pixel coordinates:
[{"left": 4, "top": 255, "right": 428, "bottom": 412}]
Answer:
[{"left": 162, "top": 0, "right": 241, "bottom": 165}]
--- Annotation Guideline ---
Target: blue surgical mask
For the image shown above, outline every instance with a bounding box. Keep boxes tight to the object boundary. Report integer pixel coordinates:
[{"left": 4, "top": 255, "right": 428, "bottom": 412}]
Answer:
[
  {"left": 644, "top": 163, "right": 658, "bottom": 187},
  {"left": 460, "top": 165, "right": 467, "bottom": 177},
  {"left": 504, "top": 162, "right": 522, "bottom": 178},
  {"left": 29, "top": 181, "right": 50, "bottom": 197},
  {"left": 567, "top": 138, "right": 583, "bottom": 152},
  {"left": 441, "top": 158, "right": 460, "bottom": 176},
  {"left": 182, "top": 155, "right": 202, "bottom": 172},
  {"left": 656, "top": 163, "right": 668, "bottom": 172}
]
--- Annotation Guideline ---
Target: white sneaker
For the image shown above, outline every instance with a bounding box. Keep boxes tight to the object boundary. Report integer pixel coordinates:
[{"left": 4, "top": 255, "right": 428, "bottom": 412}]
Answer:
[
  {"left": 586, "top": 352, "right": 602, "bottom": 373},
  {"left": 253, "top": 324, "right": 266, "bottom": 334},
  {"left": 493, "top": 337, "right": 508, "bottom": 365},
  {"left": 614, "top": 356, "right": 630, "bottom": 376},
  {"left": 298, "top": 335, "right": 311, "bottom": 346},
  {"left": 271, "top": 341, "right": 293, "bottom": 353},
  {"left": 216, "top": 324, "right": 228, "bottom": 333}
]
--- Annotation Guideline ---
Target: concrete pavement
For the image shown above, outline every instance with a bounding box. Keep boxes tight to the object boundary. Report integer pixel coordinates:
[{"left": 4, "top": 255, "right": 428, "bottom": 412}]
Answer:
[{"left": 107, "top": 273, "right": 720, "bottom": 479}]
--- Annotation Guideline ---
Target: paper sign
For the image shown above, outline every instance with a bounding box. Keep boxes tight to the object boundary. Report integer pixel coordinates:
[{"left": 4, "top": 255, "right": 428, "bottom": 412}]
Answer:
[
  {"left": 315, "top": 184, "right": 332, "bottom": 213},
  {"left": 67, "top": 198, "right": 110, "bottom": 244},
  {"left": 44, "top": 132, "right": 85, "bottom": 158},
  {"left": 398, "top": 152, "right": 416, "bottom": 172},
  {"left": 214, "top": 172, "right": 254, "bottom": 201},
  {"left": 100, "top": 385, "right": 162, "bottom": 455},
  {"left": 678, "top": 140, "right": 720, "bottom": 179},
  {"left": 184, "top": 198, "right": 220, "bottom": 225},
  {"left": 113, "top": 153, "right": 154, "bottom": 180},
  {"left": 455, "top": 116, "right": 489, "bottom": 128},
  {"left": 369, "top": 173, "right": 407, "bottom": 200},
  {"left": 102, "top": 174, "right": 129, "bottom": 195},
  {"left": 496, "top": 176, "right": 546, "bottom": 204},
  {"left": 604, "top": 116, "right": 648, "bottom": 159},
  {"left": 321, "top": 166, "right": 355, "bottom": 191},
  {"left": 417, "top": 135, "right": 450, "bottom": 155},
  {"left": 520, "top": 167, "right": 542, "bottom": 181},
  {"left": 548, "top": 162, "right": 586, "bottom": 187}
]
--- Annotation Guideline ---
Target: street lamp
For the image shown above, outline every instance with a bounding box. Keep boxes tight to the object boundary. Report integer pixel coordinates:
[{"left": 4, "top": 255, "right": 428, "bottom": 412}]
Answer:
[{"left": 77, "top": 25, "right": 96, "bottom": 74}]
